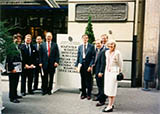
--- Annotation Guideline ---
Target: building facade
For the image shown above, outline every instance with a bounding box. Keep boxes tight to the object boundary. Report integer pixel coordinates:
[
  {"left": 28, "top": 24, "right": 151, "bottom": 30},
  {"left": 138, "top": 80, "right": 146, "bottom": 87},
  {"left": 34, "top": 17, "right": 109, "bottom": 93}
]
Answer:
[{"left": 0, "top": 0, "right": 159, "bottom": 88}]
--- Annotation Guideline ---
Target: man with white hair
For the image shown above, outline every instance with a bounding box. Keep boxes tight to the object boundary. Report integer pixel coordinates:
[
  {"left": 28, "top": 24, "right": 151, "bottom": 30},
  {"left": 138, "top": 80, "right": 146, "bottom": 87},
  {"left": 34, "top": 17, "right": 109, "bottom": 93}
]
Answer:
[
  {"left": 39, "top": 32, "right": 59, "bottom": 95},
  {"left": 101, "top": 34, "right": 109, "bottom": 50}
]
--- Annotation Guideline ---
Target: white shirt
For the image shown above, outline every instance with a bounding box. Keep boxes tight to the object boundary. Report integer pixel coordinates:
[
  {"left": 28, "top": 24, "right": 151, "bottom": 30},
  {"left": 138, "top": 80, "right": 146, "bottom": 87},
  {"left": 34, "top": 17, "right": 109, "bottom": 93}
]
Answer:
[{"left": 37, "top": 43, "right": 40, "bottom": 51}]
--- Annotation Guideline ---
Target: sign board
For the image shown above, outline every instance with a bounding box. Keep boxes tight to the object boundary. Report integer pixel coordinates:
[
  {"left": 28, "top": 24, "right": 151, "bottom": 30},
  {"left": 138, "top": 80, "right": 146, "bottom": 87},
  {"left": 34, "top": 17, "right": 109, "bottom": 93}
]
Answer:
[
  {"left": 75, "top": 3, "right": 128, "bottom": 21},
  {"left": 56, "top": 34, "right": 81, "bottom": 89}
]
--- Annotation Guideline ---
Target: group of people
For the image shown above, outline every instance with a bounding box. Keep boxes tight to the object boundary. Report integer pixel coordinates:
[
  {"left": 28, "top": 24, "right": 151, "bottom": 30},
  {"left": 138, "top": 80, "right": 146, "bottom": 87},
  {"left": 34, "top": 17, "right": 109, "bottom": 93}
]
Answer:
[
  {"left": 75, "top": 34, "right": 123, "bottom": 112},
  {"left": 6, "top": 32, "right": 59, "bottom": 103},
  {"left": 5, "top": 32, "right": 123, "bottom": 113}
]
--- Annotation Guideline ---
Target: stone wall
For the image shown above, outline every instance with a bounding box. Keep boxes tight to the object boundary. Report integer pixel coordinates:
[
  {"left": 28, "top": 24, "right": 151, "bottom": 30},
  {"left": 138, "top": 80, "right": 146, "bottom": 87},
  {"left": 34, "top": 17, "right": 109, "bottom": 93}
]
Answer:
[
  {"left": 142, "top": 0, "right": 160, "bottom": 84},
  {"left": 68, "top": 0, "right": 136, "bottom": 80}
]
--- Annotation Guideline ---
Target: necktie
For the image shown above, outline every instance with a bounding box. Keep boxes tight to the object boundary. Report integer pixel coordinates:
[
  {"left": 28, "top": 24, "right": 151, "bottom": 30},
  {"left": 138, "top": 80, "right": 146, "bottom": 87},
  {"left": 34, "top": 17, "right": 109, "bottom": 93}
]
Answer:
[
  {"left": 84, "top": 45, "right": 87, "bottom": 54},
  {"left": 95, "top": 49, "right": 99, "bottom": 63},
  {"left": 48, "top": 42, "right": 50, "bottom": 57},
  {"left": 27, "top": 44, "right": 31, "bottom": 56},
  {"left": 28, "top": 45, "right": 31, "bottom": 56}
]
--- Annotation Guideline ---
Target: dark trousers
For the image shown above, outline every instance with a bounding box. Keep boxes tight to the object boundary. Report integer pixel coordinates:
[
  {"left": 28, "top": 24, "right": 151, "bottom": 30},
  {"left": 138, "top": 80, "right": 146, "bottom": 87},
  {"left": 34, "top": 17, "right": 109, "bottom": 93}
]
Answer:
[
  {"left": 42, "top": 67, "right": 55, "bottom": 93},
  {"left": 80, "top": 66, "right": 93, "bottom": 97},
  {"left": 95, "top": 75, "right": 107, "bottom": 103},
  {"left": 33, "top": 66, "right": 41, "bottom": 90},
  {"left": 21, "top": 69, "right": 34, "bottom": 93},
  {"left": 9, "top": 73, "right": 20, "bottom": 100}
]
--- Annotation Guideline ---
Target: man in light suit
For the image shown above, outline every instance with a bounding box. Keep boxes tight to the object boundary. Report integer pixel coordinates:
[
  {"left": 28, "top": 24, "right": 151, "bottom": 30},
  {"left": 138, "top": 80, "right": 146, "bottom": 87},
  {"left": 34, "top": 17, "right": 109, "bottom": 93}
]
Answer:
[
  {"left": 93, "top": 39, "right": 107, "bottom": 106},
  {"left": 33, "top": 36, "right": 43, "bottom": 90},
  {"left": 39, "top": 32, "right": 59, "bottom": 95},
  {"left": 75, "top": 34, "right": 95, "bottom": 100}
]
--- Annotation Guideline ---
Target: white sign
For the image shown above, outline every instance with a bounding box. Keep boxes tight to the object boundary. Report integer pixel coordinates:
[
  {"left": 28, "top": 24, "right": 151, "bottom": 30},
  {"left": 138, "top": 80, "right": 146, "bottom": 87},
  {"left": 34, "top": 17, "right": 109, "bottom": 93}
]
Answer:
[{"left": 56, "top": 34, "right": 81, "bottom": 89}]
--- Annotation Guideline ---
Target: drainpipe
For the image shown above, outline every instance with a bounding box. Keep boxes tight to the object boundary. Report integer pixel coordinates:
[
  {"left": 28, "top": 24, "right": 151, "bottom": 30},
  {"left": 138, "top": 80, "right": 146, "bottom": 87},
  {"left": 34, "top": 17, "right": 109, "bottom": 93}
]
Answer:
[
  {"left": 131, "top": 0, "right": 139, "bottom": 87},
  {"left": 157, "top": 18, "right": 160, "bottom": 90}
]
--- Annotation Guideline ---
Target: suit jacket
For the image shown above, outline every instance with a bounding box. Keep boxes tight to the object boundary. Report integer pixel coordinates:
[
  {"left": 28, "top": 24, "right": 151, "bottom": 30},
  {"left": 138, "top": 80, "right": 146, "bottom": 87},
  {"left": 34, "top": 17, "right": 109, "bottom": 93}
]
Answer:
[
  {"left": 39, "top": 42, "right": 59, "bottom": 70},
  {"left": 21, "top": 43, "right": 36, "bottom": 69},
  {"left": 98, "top": 49, "right": 108, "bottom": 75},
  {"left": 33, "top": 43, "right": 41, "bottom": 65},
  {"left": 93, "top": 47, "right": 105, "bottom": 75},
  {"left": 75, "top": 43, "right": 95, "bottom": 68}
]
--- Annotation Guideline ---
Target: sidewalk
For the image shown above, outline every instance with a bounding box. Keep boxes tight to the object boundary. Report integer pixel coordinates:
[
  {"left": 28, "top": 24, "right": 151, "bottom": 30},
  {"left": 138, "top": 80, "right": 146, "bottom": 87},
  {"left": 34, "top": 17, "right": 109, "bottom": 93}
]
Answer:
[{"left": 1, "top": 80, "right": 160, "bottom": 114}]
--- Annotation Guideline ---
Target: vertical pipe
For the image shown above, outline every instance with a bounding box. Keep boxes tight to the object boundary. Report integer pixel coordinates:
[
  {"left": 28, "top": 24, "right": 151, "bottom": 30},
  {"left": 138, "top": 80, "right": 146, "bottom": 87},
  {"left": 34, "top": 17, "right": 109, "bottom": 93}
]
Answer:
[
  {"left": 131, "top": 0, "right": 139, "bottom": 87},
  {"left": 157, "top": 17, "right": 160, "bottom": 90},
  {"left": 131, "top": 35, "right": 137, "bottom": 87}
]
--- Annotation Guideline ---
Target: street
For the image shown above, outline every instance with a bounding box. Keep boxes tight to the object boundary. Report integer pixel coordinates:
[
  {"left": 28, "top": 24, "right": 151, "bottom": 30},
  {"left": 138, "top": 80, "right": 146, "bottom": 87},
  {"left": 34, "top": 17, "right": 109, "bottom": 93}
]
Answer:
[{"left": 1, "top": 80, "right": 160, "bottom": 114}]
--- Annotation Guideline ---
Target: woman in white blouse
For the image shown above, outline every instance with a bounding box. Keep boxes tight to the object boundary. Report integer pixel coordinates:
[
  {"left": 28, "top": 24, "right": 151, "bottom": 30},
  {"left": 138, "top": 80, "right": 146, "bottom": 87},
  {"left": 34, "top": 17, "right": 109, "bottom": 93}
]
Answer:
[{"left": 102, "top": 40, "right": 123, "bottom": 112}]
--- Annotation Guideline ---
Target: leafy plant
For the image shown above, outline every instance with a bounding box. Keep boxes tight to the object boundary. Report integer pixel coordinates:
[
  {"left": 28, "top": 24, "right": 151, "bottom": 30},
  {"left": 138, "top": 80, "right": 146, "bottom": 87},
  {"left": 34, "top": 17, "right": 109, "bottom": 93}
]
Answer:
[
  {"left": 85, "top": 16, "right": 95, "bottom": 44},
  {"left": 0, "top": 21, "right": 19, "bottom": 63}
]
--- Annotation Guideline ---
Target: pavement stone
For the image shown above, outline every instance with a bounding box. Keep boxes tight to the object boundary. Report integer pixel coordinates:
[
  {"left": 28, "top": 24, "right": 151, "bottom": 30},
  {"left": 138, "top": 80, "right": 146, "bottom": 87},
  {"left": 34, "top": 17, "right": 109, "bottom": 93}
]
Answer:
[{"left": 1, "top": 80, "right": 160, "bottom": 114}]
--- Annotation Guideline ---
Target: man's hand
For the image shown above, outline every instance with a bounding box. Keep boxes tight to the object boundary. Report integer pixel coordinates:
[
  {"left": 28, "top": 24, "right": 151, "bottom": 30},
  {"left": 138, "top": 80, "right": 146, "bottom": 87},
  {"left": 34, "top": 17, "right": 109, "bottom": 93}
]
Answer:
[
  {"left": 87, "top": 67, "right": 92, "bottom": 72},
  {"left": 98, "top": 73, "right": 103, "bottom": 78},
  {"left": 11, "top": 69, "right": 16, "bottom": 73},
  {"left": 25, "top": 64, "right": 30, "bottom": 69},
  {"left": 30, "top": 64, "right": 36, "bottom": 69},
  {"left": 54, "top": 62, "right": 59, "bottom": 67},
  {"left": 39, "top": 64, "right": 42, "bottom": 67},
  {"left": 75, "top": 67, "right": 79, "bottom": 72}
]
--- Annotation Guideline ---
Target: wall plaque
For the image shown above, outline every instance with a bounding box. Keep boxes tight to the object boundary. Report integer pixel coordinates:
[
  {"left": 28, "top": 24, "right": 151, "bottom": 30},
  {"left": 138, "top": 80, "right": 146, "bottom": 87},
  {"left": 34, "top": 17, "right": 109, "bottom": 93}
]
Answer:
[{"left": 75, "top": 3, "right": 128, "bottom": 21}]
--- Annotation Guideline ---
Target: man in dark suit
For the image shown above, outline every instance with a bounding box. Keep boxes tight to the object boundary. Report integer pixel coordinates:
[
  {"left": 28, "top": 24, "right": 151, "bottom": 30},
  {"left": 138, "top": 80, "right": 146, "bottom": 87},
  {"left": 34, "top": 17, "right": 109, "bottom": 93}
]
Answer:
[
  {"left": 93, "top": 39, "right": 107, "bottom": 106},
  {"left": 21, "top": 34, "right": 36, "bottom": 96},
  {"left": 39, "top": 32, "right": 59, "bottom": 95},
  {"left": 6, "top": 34, "right": 23, "bottom": 103},
  {"left": 75, "top": 34, "right": 95, "bottom": 100},
  {"left": 33, "top": 36, "right": 43, "bottom": 91}
]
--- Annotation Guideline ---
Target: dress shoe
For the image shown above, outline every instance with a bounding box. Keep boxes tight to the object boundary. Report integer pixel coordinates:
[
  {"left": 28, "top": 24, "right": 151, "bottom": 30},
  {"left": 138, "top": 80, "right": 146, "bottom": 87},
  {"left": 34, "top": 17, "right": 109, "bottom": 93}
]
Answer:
[
  {"left": 42, "top": 92, "right": 46, "bottom": 96},
  {"left": 87, "top": 96, "right": 91, "bottom": 100},
  {"left": 21, "top": 93, "right": 26, "bottom": 96},
  {"left": 102, "top": 107, "right": 113, "bottom": 112},
  {"left": 10, "top": 99, "right": 20, "bottom": 103},
  {"left": 28, "top": 91, "right": 34, "bottom": 95},
  {"left": 92, "top": 97, "right": 99, "bottom": 101},
  {"left": 96, "top": 102, "right": 105, "bottom": 107},
  {"left": 42, "top": 91, "right": 48, "bottom": 96},
  {"left": 80, "top": 96, "right": 86, "bottom": 99},
  {"left": 48, "top": 91, "right": 52, "bottom": 95},
  {"left": 16, "top": 95, "right": 23, "bottom": 99}
]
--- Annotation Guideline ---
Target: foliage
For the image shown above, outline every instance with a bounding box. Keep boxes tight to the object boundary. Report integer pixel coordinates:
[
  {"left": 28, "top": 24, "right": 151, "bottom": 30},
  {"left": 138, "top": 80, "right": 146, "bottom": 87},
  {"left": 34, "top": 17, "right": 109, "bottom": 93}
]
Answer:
[
  {"left": 85, "top": 16, "right": 95, "bottom": 44},
  {"left": 0, "top": 21, "right": 19, "bottom": 63}
]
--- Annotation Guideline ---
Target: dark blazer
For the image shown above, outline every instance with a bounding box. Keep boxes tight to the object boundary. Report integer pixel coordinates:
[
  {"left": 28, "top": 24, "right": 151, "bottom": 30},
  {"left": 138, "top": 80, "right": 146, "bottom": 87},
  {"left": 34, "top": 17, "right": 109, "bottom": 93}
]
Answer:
[
  {"left": 75, "top": 43, "right": 95, "bottom": 68},
  {"left": 39, "top": 42, "right": 59, "bottom": 70},
  {"left": 99, "top": 50, "right": 107, "bottom": 74},
  {"left": 21, "top": 43, "right": 36, "bottom": 68},
  {"left": 6, "top": 44, "right": 22, "bottom": 72},
  {"left": 93, "top": 48, "right": 105, "bottom": 75}
]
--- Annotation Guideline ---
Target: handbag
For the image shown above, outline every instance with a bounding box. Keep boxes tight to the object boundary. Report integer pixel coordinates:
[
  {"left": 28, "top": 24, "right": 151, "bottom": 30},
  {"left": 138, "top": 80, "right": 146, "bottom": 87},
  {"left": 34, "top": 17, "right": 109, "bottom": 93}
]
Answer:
[{"left": 117, "top": 73, "right": 124, "bottom": 81}]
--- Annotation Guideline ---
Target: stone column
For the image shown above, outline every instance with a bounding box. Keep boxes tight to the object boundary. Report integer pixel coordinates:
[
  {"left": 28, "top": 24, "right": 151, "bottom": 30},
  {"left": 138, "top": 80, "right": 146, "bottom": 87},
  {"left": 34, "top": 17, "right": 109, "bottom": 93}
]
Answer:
[{"left": 142, "top": 0, "right": 160, "bottom": 85}]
